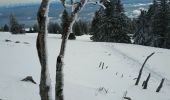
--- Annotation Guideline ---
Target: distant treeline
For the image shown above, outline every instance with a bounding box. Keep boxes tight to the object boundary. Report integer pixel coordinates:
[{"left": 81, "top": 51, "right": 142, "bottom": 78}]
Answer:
[
  {"left": 0, "top": 14, "right": 90, "bottom": 36},
  {"left": 0, "top": 0, "right": 170, "bottom": 49}
]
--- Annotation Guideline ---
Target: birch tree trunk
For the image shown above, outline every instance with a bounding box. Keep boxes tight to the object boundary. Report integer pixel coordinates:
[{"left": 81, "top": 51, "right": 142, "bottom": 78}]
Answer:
[
  {"left": 37, "top": 0, "right": 52, "bottom": 100},
  {"left": 55, "top": 0, "right": 107, "bottom": 99},
  {"left": 55, "top": 10, "right": 77, "bottom": 100},
  {"left": 55, "top": 0, "right": 89, "bottom": 100}
]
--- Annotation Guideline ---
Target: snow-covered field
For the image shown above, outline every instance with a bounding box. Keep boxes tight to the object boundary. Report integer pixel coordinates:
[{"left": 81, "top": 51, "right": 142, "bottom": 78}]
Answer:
[{"left": 0, "top": 32, "right": 170, "bottom": 100}]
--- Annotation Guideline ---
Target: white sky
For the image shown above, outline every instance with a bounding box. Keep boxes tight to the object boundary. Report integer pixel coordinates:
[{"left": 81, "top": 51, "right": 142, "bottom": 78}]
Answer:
[{"left": 0, "top": 0, "right": 57, "bottom": 6}]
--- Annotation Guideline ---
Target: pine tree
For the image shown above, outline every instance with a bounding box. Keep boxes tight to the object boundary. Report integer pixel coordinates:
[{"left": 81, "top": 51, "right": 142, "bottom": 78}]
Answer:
[
  {"left": 90, "top": 11, "right": 101, "bottom": 40},
  {"left": 115, "top": 0, "right": 124, "bottom": 14},
  {"left": 73, "top": 20, "right": 89, "bottom": 36},
  {"left": 146, "top": 0, "right": 158, "bottom": 20},
  {"left": 133, "top": 0, "right": 170, "bottom": 49},
  {"left": 3, "top": 24, "right": 9, "bottom": 32},
  {"left": 151, "top": 0, "right": 170, "bottom": 48},
  {"left": 133, "top": 0, "right": 170, "bottom": 48},
  {"left": 133, "top": 10, "right": 151, "bottom": 45},
  {"left": 48, "top": 22, "right": 62, "bottom": 34},
  {"left": 73, "top": 21, "right": 82, "bottom": 36},
  {"left": 91, "top": 0, "right": 131, "bottom": 43},
  {"left": 9, "top": 14, "right": 21, "bottom": 34}
]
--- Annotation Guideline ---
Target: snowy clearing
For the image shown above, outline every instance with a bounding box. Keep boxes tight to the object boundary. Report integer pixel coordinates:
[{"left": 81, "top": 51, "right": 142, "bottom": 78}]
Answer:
[{"left": 0, "top": 32, "right": 170, "bottom": 100}]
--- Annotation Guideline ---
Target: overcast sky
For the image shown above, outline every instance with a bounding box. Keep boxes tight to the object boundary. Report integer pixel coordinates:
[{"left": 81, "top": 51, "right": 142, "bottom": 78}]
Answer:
[{"left": 0, "top": 0, "right": 58, "bottom": 6}]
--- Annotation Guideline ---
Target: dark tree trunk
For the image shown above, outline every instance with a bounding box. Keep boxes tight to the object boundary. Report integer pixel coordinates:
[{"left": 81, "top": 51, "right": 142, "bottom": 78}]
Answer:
[
  {"left": 156, "top": 78, "right": 165, "bottom": 92},
  {"left": 135, "top": 52, "right": 155, "bottom": 85},
  {"left": 143, "top": 73, "right": 151, "bottom": 89},
  {"left": 37, "top": 0, "right": 51, "bottom": 100},
  {"left": 99, "top": 62, "right": 102, "bottom": 68}
]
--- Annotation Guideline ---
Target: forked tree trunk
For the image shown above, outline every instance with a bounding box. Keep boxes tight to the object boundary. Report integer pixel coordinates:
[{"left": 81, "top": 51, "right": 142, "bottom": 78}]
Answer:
[
  {"left": 55, "top": 0, "right": 89, "bottom": 100},
  {"left": 37, "top": 0, "right": 52, "bottom": 100},
  {"left": 55, "top": 10, "right": 78, "bottom": 100},
  {"left": 55, "top": 0, "right": 107, "bottom": 99},
  {"left": 135, "top": 52, "right": 155, "bottom": 85}
]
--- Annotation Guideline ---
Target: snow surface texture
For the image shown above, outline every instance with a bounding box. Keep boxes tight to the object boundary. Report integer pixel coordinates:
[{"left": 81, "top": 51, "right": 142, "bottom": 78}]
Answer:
[{"left": 0, "top": 32, "right": 170, "bottom": 100}]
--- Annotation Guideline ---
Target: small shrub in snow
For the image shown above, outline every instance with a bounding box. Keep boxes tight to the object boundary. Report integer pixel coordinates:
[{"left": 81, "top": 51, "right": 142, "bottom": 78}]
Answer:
[
  {"left": 96, "top": 87, "right": 109, "bottom": 95},
  {"left": 5, "top": 39, "right": 12, "bottom": 42},
  {"left": 15, "top": 41, "right": 20, "bottom": 43},
  {"left": 68, "top": 33, "right": 76, "bottom": 40},
  {"left": 21, "top": 76, "right": 36, "bottom": 84},
  {"left": 123, "top": 91, "right": 131, "bottom": 100}
]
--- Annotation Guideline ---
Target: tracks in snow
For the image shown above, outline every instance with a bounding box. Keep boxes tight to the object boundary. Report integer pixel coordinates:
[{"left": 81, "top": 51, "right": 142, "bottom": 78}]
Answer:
[{"left": 102, "top": 44, "right": 170, "bottom": 85}]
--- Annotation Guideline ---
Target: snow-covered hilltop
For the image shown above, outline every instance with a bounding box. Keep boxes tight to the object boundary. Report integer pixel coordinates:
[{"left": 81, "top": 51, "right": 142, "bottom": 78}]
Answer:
[{"left": 0, "top": 32, "right": 170, "bottom": 100}]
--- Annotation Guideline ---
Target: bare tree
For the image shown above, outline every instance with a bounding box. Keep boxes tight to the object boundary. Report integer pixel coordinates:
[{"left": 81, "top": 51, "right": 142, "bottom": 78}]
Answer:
[
  {"left": 135, "top": 52, "right": 155, "bottom": 85},
  {"left": 55, "top": 0, "right": 107, "bottom": 100},
  {"left": 37, "top": 0, "right": 52, "bottom": 100}
]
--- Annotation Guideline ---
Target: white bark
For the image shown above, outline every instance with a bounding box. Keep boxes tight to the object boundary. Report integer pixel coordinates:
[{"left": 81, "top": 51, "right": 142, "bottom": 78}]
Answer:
[{"left": 37, "top": 0, "right": 52, "bottom": 100}]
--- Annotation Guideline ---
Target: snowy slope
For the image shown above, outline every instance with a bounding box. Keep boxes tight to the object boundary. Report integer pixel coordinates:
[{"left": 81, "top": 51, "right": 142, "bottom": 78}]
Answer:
[{"left": 0, "top": 32, "right": 170, "bottom": 100}]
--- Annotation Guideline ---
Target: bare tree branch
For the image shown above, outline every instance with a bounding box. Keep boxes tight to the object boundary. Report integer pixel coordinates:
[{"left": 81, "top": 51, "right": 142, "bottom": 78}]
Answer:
[{"left": 87, "top": 1, "right": 106, "bottom": 9}]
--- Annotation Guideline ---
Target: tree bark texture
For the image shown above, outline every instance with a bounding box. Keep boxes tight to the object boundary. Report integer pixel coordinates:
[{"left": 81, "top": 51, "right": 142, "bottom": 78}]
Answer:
[
  {"left": 55, "top": 13, "right": 78, "bottom": 100},
  {"left": 55, "top": 0, "right": 88, "bottom": 100},
  {"left": 37, "top": 0, "right": 51, "bottom": 100},
  {"left": 135, "top": 52, "right": 155, "bottom": 85}
]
